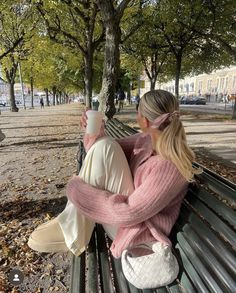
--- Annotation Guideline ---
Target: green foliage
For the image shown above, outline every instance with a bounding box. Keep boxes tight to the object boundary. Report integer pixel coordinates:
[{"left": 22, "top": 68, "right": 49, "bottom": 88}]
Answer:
[
  {"left": 21, "top": 36, "right": 84, "bottom": 93},
  {"left": 1, "top": 0, "right": 235, "bottom": 100}
]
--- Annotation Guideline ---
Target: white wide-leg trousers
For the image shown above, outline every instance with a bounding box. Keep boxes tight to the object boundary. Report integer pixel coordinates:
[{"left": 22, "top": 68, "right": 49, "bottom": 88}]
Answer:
[{"left": 57, "top": 136, "right": 134, "bottom": 256}]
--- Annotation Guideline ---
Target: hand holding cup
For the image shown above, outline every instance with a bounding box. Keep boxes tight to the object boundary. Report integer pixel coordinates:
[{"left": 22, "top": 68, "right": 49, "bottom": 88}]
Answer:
[{"left": 85, "top": 110, "right": 103, "bottom": 135}]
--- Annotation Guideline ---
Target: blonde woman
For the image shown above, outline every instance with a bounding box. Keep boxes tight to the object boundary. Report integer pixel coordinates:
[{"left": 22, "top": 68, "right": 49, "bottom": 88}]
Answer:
[{"left": 28, "top": 90, "right": 199, "bottom": 289}]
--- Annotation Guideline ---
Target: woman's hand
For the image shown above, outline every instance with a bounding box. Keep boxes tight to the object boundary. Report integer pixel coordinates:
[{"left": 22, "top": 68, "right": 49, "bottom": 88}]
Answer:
[
  {"left": 79, "top": 107, "right": 89, "bottom": 130},
  {"left": 80, "top": 108, "right": 106, "bottom": 152}
]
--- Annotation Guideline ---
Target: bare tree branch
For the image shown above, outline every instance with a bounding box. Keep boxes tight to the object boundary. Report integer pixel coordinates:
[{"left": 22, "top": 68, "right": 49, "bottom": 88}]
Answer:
[
  {"left": 116, "top": 0, "right": 133, "bottom": 21},
  {"left": 121, "top": 21, "right": 143, "bottom": 43},
  {"left": 0, "top": 36, "right": 24, "bottom": 60},
  {"left": 36, "top": 2, "right": 86, "bottom": 55}
]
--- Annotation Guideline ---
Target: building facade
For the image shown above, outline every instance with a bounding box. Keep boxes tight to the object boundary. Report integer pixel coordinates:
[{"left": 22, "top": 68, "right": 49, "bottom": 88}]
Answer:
[
  {"left": 139, "top": 65, "right": 236, "bottom": 101},
  {"left": 0, "top": 77, "right": 9, "bottom": 103}
]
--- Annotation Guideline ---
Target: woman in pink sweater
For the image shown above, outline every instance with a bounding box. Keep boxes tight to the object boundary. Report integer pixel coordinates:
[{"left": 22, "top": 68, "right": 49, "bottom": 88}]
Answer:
[{"left": 29, "top": 90, "right": 199, "bottom": 288}]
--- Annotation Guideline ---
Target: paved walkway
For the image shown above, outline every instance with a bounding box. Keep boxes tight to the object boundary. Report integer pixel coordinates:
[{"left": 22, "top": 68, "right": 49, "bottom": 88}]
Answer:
[
  {"left": 182, "top": 115, "right": 236, "bottom": 164},
  {"left": 116, "top": 105, "right": 236, "bottom": 165}
]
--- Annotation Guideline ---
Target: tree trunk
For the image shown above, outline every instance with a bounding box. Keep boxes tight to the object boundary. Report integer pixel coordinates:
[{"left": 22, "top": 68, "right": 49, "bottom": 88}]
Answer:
[
  {"left": 30, "top": 76, "right": 34, "bottom": 108},
  {"left": 127, "top": 84, "right": 131, "bottom": 104},
  {"left": 9, "top": 82, "right": 18, "bottom": 112},
  {"left": 84, "top": 53, "right": 93, "bottom": 108},
  {"left": 232, "top": 97, "right": 236, "bottom": 119},
  {"left": 150, "top": 53, "right": 158, "bottom": 91},
  {"left": 56, "top": 93, "right": 59, "bottom": 105},
  {"left": 52, "top": 87, "right": 56, "bottom": 105},
  {"left": 150, "top": 78, "right": 156, "bottom": 91},
  {"left": 4, "top": 58, "right": 18, "bottom": 112},
  {"left": 65, "top": 93, "right": 69, "bottom": 103},
  {"left": 143, "top": 55, "right": 158, "bottom": 92},
  {"left": 175, "top": 54, "right": 182, "bottom": 99},
  {"left": 59, "top": 91, "right": 62, "bottom": 104},
  {"left": 45, "top": 88, "right": 49, "bottom": 106},
  {"left": 97, "top": 2, "right": 121, "bottom": 118}
]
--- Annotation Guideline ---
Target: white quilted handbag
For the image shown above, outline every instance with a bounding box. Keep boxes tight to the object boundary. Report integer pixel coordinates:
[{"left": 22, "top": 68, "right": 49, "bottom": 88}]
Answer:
[{"left": 121, "top": 242, "right": 179, "bottom": 289}]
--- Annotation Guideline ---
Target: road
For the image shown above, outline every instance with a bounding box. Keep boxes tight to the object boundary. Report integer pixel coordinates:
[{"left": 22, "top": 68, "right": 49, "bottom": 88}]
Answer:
[{"left": 180, "top": 101, "right": 235, "bottom": 115}]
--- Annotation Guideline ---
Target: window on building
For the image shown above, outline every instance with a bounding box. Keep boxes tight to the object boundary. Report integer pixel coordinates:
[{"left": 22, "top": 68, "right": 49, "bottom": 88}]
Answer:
[
  {"left": 233, "top": 76, "right": 236, "bottom": 91},
  {"left": 220, "top": 78, "right": 225, "bottom": 90},
  {"left": 225, "top": 77, "right": 228, "bottom": 90},
  {"left": 207, "top": 80, "right": 212, "bottom": 91},
  {"left": 198, "top": 81, "right": 202, "bottom": 90},
  {"left": 191, "top": 82, "right": 194, "bottom": 91},
  {"left": 216, "top": 79, "right": 219, "bottom": 91},
  {"left": 233, "top": 76, "right": 236, "bottom": 90},
  {"left": 185, "top": 83, "right": 189, "bottom": 93}
]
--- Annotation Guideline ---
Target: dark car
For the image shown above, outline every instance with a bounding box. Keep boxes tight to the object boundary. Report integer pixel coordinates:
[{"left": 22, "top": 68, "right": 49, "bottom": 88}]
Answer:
[
  {"left": 179, "top": 96, "right": 192, "bottom": 104},
  {"left": 0, "top": 101, "right": 6, "bottom": 106},
  {"left": 192, "top": 96, "right": 207, "bottom": 105}
]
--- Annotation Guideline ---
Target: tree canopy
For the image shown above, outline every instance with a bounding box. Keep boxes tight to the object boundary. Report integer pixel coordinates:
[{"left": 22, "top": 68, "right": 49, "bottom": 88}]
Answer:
[{"left": 0, "top": 0, "right": 235, "bottom": 116}]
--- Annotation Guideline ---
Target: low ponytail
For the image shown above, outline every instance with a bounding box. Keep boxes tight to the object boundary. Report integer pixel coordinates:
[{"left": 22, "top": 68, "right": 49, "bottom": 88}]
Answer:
[{"left": 156, "top": 116, "right": 200, "bottom": 182}]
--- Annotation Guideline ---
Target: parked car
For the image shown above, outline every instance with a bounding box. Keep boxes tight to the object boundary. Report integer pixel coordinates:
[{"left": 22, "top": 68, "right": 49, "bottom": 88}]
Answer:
[
  {"left": 179, "top": 96, "right": 206, "bottom": 105},
  {"left": 179, "top": 96, "right": 191, "bottom": 104},
  {"left": 192, "top": 96, "right": 207, "bottom": 105},
  {"left": 0, "top": 101, "right": 6, "bottom": 106}
]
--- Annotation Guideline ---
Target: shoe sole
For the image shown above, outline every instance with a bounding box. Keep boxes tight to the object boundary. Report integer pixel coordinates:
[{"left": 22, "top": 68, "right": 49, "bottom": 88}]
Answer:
[{"left": 28, "top": 238, "right": 68, "bottom": 253}]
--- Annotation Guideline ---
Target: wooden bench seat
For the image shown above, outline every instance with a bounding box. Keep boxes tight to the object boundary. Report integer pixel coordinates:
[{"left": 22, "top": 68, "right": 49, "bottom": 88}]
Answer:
[{"left": 70, "top": 118, "right": 236, "bottom": 293}]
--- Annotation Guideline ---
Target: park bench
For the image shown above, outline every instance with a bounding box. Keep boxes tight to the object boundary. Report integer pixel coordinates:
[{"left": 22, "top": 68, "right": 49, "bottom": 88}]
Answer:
[{"left": 70, "top": 118, "right": 236, "bottom": 293}]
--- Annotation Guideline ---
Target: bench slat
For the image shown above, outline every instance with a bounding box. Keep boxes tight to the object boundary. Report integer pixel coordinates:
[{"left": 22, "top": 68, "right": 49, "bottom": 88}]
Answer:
[
  {"left": 185, "top": 191, "right": 236, "bottom": 247},
  {"left": 167, "top": 282, "right": 183, "bottom": 293},
  {"left": 86, "top": 230, "right": 99, "bottom": 292},
  {"left": 189, "top": 186, "right": 236, "bottom": 227},
  {"left": 128, "top": 283, "right": 143, "bottom": 292},
  {"left": 193, "top": 162, "right": 236, "bottom": 191},
  {"left": 154, "top": 288, "right": 169, "bottom": 293},
  {"left": 175, "top": 244, "right": 209, "bottom": 293},
  {"left": 178, "top": 271, "right": 197, "bottom": 293},
  {"left": 141, "top": 288, "right": 156, "bottom": 293},
  {"left": 70, "top": 252, "right": 86, "bottom": 293},
  {"left": 177, "top": 233, "right": 223, "bottom": 292},
  {"left": 109, "top": 118, "right": 138, "bottom": 136},
  {"left": 197, "top": 172, "right": 236, "bottom": 205},
  {"left": 105, "top": 124, "right": 125, "bottom": 138},
  {"left": 182, "top": 224, "right": 236, "bottom": 292},
  {"left": 111, "top": 256, "right": 132, "bottom": 292},
  {"left": 179, "top": 205, "right": 236, "bottom": 276},
  {"left": 96, "top": 225, "right": 114, "bottom": 292}
]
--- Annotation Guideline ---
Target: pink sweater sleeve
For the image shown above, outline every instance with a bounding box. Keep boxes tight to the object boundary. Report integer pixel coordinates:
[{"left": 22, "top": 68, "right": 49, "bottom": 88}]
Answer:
[
  {"left": 115, "top": 133, "right": 141, "bottom": 160},
  {"left": 66, "top": 159, "right": 187, "bottom": 226}
]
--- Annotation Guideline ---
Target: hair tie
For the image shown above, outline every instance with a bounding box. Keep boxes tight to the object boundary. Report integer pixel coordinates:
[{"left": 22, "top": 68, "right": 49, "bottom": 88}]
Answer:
[{"left": 151, "top": 111, "right": 180, "bottom": 129}]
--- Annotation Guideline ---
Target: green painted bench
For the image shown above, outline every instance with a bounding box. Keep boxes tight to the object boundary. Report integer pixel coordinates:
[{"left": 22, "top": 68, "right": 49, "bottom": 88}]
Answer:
[{"left": 70, "top": 118, "right": 236, "bottom": 293}]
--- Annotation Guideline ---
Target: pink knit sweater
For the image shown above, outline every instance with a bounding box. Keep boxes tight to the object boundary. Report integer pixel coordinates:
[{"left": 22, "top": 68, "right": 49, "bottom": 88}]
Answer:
[{"left": 66, "top": 133, "right": 188, "bottom": 258}]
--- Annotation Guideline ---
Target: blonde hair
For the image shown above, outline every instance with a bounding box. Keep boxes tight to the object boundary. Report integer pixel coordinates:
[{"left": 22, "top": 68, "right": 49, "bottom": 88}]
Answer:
[{"left": 139, "top": 90, "right": 201, "bottom": 182}]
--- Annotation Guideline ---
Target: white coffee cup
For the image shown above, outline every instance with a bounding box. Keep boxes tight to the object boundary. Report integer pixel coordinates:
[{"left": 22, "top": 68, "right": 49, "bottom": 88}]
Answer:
[{"left": 86, "top": 110, "right": 103, "bottom": 135}]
